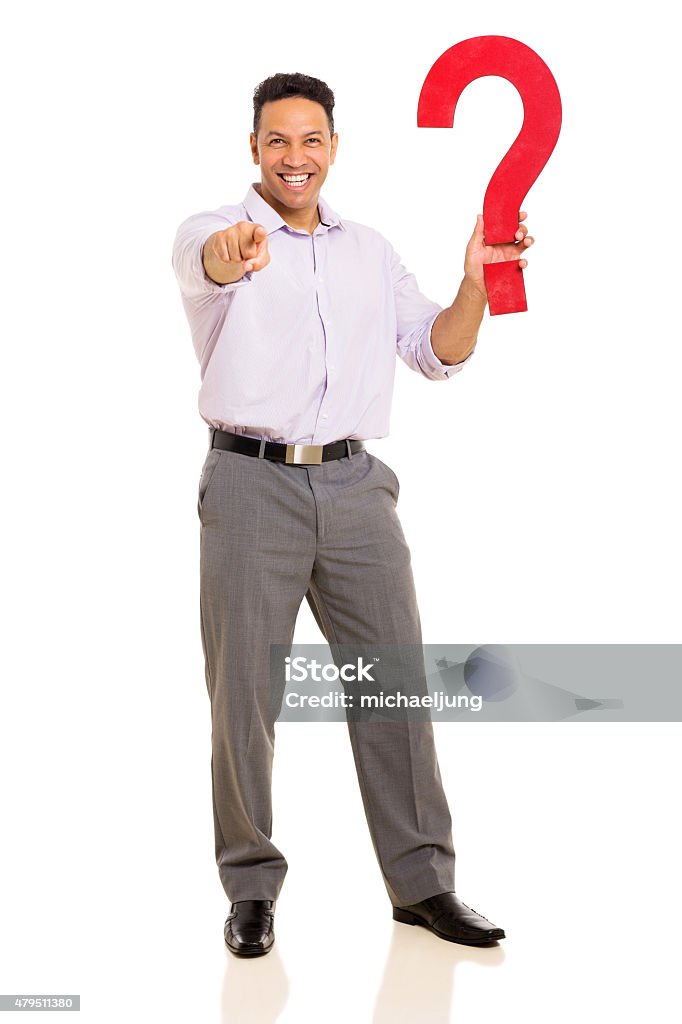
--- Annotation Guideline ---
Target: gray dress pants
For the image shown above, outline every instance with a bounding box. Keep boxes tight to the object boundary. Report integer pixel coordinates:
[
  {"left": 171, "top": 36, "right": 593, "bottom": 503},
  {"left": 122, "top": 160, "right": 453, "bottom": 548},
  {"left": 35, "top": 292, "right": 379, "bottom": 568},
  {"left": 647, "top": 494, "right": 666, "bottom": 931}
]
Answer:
[{"left": 197, "top": 437, "right": 456, "bottom": 907}]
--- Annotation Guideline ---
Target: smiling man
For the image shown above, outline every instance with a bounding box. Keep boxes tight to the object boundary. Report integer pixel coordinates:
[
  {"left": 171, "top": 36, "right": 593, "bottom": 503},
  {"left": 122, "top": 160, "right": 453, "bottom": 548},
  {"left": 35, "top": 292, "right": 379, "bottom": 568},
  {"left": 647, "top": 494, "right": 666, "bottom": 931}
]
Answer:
[{"left": 172, "top": 72, "right": 533, "bottom": 958}]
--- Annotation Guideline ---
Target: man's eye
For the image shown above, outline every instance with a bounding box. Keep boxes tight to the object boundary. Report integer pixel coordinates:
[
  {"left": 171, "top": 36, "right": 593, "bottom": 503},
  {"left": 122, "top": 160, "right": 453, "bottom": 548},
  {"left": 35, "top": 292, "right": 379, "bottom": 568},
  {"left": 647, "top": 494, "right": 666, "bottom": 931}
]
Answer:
[
  {"left": 270, "top": 139, "right": 285, "bottom": 145},
  {"left": 306, "top": 138, "right": 320, "bottom": 144}
]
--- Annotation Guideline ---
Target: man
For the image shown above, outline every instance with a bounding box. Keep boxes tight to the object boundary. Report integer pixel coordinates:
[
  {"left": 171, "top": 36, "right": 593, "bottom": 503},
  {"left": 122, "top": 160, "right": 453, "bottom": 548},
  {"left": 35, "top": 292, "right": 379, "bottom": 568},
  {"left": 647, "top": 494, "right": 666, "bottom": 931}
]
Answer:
[{"left": 172, "top": 72, "right": 533, "bottom": 958}]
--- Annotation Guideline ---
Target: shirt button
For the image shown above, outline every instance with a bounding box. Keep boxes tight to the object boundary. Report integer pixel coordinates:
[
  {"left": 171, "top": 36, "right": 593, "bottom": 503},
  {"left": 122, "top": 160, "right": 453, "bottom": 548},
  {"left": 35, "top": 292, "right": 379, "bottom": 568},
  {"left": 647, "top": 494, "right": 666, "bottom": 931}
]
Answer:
[
  {"left": 319, "top": 277, "right": 324, "bottom": 284},
  {"left": 322, "top": 413, "right": 328, "bottom": 419}
]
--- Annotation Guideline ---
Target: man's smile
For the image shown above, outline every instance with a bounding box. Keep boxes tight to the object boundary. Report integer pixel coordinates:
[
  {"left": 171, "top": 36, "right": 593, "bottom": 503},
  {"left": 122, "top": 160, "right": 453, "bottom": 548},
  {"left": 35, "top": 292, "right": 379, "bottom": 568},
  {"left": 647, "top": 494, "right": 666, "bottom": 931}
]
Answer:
[{"left": 277, "top": 172, "right": 313, "bottom": 191}]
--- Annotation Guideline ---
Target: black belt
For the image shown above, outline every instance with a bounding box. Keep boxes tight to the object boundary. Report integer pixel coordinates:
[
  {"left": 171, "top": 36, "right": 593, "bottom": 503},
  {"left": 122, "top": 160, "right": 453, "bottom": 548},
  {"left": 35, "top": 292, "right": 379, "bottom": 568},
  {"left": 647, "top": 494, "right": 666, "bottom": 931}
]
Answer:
[{"left": 211, "top": 428, "right": 365, "bottom": 465}]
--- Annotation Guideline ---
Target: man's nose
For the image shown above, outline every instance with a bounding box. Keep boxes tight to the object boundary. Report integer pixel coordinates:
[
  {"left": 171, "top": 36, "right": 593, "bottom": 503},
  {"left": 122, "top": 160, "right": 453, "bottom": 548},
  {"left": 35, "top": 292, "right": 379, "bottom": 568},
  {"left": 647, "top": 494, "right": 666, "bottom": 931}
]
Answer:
[{"left": 283, "top": 147, "right": 307, "bottom": 168}]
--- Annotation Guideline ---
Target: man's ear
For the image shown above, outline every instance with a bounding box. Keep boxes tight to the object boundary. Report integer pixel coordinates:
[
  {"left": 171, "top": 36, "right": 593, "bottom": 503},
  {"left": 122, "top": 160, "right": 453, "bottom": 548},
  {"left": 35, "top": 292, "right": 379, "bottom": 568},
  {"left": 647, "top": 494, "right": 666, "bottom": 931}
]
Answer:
[
  {"left": 250, "top": 132, "right": 259, "bottom": 165},
  {"left": 330, "top": 132, "right": 339, "bottom": 165}
]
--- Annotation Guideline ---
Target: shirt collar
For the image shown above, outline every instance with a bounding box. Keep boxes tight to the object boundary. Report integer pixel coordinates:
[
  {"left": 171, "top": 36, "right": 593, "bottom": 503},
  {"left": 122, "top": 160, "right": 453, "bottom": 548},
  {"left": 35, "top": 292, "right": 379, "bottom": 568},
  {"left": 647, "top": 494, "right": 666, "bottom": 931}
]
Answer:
[{"left": 243, "top": 183, "right": 346, "bottom": 234}]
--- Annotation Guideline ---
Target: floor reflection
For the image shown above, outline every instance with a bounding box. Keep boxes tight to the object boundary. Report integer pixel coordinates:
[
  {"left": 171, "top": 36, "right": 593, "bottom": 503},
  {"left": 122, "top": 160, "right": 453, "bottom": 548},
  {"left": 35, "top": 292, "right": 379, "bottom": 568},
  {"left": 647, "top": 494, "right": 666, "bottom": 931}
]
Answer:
[
  {"left": 221, "top": 945, "right": 289, "bottom": 1024},
  {"left": 219, "top": 914, "right": 504, "bottom": 1023},
  {"left": 374, "top": 923, "right": 505, "bottom": 1023}
]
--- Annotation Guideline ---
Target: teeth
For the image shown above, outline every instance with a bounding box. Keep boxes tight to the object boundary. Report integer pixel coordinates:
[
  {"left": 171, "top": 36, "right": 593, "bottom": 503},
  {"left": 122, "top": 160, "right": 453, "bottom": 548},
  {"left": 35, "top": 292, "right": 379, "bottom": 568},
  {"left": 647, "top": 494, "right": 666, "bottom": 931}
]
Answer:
[{"left": 281, "top": 174, "right": 310, "bottom": 183}]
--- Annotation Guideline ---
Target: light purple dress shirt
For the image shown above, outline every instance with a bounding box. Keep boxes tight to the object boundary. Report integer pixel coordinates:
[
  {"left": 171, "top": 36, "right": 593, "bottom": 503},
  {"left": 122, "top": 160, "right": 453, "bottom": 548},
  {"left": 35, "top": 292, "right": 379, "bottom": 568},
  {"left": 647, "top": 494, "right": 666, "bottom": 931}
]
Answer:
[{"left": 172, "top": 183, "right": 473, "bottom": 444}]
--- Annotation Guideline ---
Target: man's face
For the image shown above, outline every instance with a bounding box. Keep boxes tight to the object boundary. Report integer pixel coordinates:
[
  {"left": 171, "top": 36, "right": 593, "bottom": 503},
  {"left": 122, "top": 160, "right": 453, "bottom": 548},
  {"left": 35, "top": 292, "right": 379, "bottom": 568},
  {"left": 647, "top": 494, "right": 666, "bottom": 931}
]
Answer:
[{"left": 250, "top": 97, "right": 338, "bottom": 218}]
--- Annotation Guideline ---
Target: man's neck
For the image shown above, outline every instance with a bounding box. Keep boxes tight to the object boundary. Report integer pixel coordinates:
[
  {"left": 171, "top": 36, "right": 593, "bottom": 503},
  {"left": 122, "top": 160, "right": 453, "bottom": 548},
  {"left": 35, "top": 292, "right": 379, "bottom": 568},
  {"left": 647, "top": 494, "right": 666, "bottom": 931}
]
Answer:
[{"left": 255, "top": 183, "right": 320, "bottom": 235}]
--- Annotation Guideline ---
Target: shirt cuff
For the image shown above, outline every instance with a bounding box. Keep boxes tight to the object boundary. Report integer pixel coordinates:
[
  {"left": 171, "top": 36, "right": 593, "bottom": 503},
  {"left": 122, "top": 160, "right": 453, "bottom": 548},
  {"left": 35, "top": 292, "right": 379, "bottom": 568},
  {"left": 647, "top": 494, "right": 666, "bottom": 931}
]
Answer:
[{"left": 419, "top": 313, "right": 475, "bottom": 379}]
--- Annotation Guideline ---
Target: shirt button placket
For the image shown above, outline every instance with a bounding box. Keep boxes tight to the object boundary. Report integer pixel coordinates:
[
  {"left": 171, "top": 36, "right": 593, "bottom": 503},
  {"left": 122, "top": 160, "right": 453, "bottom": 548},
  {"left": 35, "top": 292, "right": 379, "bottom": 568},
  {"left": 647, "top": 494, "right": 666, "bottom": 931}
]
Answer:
[{"left": 314, "top": 235, "right": 329, "bottom": 438}]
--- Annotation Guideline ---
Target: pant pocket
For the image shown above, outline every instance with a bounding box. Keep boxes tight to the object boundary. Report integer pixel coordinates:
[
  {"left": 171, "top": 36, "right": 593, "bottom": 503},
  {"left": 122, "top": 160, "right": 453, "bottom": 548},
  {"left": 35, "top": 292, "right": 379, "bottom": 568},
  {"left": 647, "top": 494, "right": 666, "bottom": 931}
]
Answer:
[
  {"left": 197, "top": 448, "right": 221, "bottom": 517},
  {"left": 372, "top": 454, "right": 400, "bottom": 502}
]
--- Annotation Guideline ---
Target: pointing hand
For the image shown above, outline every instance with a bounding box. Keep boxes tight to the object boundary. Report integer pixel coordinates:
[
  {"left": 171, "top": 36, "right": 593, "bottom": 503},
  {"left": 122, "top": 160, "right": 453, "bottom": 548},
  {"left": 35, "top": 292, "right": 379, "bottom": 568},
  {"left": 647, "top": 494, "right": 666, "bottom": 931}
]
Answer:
[{"left": 203, "top": 221, "right": 271, "bottom": 285}]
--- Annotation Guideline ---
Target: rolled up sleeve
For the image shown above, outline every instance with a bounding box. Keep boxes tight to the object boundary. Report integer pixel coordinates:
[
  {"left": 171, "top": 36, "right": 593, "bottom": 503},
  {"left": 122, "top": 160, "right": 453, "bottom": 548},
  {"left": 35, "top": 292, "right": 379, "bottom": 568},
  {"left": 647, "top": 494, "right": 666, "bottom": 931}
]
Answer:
[
  {"left": 390, "top": 245, "right": 471, "bottom": 381},
  {"left": 419, "top": 312, "right": 475, "bottom": 378}
]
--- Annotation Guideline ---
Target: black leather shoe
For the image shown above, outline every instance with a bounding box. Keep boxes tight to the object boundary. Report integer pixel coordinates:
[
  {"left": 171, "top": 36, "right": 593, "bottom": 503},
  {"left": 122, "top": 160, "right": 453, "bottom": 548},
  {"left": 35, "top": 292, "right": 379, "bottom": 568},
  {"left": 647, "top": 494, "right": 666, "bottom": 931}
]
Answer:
[
  {"left": 224, "top": 900, "right": 275, "bottom": 957},
  {"left": 393, "top": 892, "right": 505, "bottom": 946}
]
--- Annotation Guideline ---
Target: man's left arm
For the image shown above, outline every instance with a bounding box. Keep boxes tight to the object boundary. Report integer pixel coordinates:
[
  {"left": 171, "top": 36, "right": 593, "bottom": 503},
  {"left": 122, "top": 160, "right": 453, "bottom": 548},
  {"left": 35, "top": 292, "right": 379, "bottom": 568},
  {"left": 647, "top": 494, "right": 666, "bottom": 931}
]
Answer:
[{"left": 430, "top": 212, "right": 534, "bottom": 365}]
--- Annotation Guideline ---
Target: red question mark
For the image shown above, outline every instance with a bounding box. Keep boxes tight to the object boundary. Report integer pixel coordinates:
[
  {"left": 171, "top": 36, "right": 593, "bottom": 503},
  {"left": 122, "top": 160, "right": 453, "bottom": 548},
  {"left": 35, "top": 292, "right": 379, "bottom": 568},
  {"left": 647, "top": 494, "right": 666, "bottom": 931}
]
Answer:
[{"left": 418, "top": 35, "right": 562, "bottom": 315}]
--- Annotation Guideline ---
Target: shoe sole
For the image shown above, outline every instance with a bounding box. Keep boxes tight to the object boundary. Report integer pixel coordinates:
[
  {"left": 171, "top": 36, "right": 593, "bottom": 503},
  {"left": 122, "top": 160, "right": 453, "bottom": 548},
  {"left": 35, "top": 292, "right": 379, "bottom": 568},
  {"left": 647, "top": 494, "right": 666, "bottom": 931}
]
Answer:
[
  {"left": 225, "top": 942, "right": 274, "bottom": 958},
  {"left": 392, "top": 907, "right": 505, "bottom": 946},
  {"left": 224, "top": 933, "right": 275, "bottom": 958}
]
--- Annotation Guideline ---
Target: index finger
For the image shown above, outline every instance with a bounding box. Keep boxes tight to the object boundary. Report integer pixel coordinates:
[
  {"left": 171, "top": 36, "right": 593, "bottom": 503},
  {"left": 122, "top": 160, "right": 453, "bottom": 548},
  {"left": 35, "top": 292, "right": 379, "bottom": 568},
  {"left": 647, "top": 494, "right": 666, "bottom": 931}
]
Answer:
[{"left": 238, "top": 222, "right": 266, "bottom": 242}]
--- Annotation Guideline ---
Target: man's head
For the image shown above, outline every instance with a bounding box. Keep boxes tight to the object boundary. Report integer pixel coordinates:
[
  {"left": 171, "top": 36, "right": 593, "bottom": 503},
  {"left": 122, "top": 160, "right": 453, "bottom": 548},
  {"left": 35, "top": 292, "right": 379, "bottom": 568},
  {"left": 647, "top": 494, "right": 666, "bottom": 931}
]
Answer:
[{"left": 250, "top": 73, "right": 338, "bottom": 225}]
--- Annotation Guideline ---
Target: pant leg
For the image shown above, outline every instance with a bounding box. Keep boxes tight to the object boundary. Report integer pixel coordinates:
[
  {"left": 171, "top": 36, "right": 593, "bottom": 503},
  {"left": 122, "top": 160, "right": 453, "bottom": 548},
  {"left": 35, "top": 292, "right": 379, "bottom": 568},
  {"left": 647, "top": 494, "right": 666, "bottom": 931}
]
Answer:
[
  {"left": 304, "top": 450, "right": 456, "bottom": 907},
  {"left": 198, "top": 447, "right": 316, "bottom": 902}
]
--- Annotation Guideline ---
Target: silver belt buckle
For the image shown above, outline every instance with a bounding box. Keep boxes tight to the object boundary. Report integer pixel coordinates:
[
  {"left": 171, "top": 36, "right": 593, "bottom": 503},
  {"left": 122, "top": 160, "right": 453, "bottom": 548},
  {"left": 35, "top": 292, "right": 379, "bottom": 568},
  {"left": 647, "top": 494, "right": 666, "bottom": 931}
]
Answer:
[{"left": 285, "top": 443, "right": 324, "bottom": 465}]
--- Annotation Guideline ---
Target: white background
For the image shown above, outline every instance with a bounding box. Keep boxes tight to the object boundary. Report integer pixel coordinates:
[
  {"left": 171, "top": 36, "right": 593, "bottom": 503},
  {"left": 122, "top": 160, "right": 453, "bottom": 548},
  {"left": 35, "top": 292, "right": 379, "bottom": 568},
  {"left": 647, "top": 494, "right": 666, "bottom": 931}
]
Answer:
[{"left": 1, "top": 1, "right": 680, "bottom": 1021}]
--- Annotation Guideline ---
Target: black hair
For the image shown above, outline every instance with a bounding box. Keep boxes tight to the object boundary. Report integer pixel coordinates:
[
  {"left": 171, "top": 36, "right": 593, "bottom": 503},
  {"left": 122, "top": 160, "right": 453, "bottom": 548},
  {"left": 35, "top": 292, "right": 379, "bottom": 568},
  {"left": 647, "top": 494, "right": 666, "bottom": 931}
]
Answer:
[{"left": 253, "top": 72, "right": 335, "bottom": 137}]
